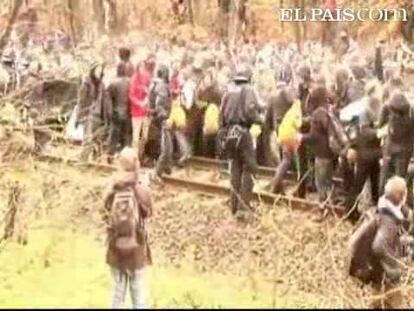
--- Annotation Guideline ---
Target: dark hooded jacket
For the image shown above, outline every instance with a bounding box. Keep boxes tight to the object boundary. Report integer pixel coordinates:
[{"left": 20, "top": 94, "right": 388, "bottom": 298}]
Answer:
[
  {"left": 301, "top": 86, "right": 335, "bottom": 159},
  {"left": 149, "top": 65, "right": 172, "bottom": 125},
  {"left": 378, "top": 91, "right": 414, "bottom": 154}
]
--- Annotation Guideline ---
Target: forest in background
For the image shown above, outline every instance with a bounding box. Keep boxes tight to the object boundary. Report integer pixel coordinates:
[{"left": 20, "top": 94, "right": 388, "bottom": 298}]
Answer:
[{"left": 0, "top": 0, "right": 408, "bottom": 52}]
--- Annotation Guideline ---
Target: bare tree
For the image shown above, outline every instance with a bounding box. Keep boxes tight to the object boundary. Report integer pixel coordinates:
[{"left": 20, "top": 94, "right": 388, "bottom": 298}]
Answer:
[
  {"left": 228, "top": 0, "right": 248, "bottom": 47},
  {"left": 103, "top": 0, "right": 117, "bottom": 33},
  {"left": 217, "top": 0, "right": 231, "bottom": 40},
  {"left": 0, "top": 0, "right": 24, "bottom": 53},
  {"left": 300, "top": 0, "right": 306, "bottom": 41},
  {"left": 188, "top": 0, "right": 194, "bottom": 25},
  {"left": 293, "top": 0, "right": 302, "bottom": 52},
  {"left": 92, "top": 0, "right": 105, "bottom": 33},
  {"left": 67, "top": 0, "right": 79, "bottom": 45}
]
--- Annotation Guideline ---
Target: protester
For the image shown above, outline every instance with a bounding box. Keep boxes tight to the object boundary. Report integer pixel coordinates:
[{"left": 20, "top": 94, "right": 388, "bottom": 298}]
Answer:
[
  {"left": 129, "top": 54, "right": 156, "bottom": 161},
  {"left": 349, "top": 176, "right": 412, "bottom": 308},
  {"left": 103, "top": 147, "right": 152, "bottom": 309},
  {"left": 107, "top": 63, "right": 132, "bottom": 155}
]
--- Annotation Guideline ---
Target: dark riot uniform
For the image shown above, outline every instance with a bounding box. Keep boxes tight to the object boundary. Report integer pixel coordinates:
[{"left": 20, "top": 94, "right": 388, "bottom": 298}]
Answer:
[
  {"left": 149, "top": 65, "right": 173, "bottom": 178},
  {"left": 378, "top": 91, "right": 414, "bottom": 195},
  {"left": 219, "top": 66, "right": 263, "bottom": 215}
]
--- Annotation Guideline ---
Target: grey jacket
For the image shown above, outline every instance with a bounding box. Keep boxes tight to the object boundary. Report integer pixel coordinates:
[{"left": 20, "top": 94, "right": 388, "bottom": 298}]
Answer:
[{"left": 349, "top": 196, "right": 411, "bottom": 285}]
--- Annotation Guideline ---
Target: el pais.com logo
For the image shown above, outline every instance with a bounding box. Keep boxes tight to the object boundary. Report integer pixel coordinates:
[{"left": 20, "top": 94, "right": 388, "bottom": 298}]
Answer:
[{"left": 275, "top": 7, "right": 408, "bottom": 22}]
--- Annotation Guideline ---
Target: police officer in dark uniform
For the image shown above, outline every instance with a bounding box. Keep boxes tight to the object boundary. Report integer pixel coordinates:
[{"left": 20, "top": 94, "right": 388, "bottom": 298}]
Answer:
[{"left": 219, "top": 63, "right": 263, "bottom": 218}]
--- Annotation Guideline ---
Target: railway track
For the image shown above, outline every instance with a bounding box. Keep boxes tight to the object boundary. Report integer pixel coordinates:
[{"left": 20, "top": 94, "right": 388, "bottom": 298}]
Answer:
[
  {"left": 37, "top": 153, "right": 345, "bottom": 217},
  {"left": 187, "top": 156, "right": 343, "bottom": 186}
]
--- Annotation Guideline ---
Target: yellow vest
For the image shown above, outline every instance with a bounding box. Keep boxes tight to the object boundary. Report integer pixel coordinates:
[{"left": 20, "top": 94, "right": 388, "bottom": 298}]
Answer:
[
  {"left": 203, "top": 103, "right": 220, "bottom": 135},
  {"left": 166, "top": 100, "right": 187, "bottom": 129},
  {"left": 277, "top": 99, "right": 302, "bottom": 150}
]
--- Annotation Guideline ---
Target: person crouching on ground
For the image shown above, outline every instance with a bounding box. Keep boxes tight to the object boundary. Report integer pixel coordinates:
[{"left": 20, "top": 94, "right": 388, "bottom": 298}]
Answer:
[
  {"left": 348, "top": 176, "right": 413, "bottom": 308},
  {"left": 103, "top": 147, "right": 153, "bottom": 309}
]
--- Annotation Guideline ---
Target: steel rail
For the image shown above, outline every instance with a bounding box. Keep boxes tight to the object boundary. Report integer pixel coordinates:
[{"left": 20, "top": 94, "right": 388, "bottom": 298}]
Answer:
[
  {"left": 187, "top": 156, "right": 343, "bottom": 186},
  {"left": 37, "top": 154, "right": 345, "bottom": 217}
]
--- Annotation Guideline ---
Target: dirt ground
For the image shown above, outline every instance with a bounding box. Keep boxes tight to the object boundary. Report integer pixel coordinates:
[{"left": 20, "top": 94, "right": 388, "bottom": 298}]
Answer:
[{"left": 1, "top": 159, "right": 414, "bottom": 307}]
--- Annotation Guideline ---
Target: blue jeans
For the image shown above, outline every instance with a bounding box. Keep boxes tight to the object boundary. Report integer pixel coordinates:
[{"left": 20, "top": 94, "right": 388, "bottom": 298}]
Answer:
[{"left": 111, "top": 267, "right": 146, "bottom": 309}]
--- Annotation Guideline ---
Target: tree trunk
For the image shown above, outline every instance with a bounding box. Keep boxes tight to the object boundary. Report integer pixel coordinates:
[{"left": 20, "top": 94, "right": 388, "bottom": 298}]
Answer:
[
  {"left": 92, "top": 0, "right": 105, "bottom": 33},
  {"left": 301, "top": 0, "right": 307, "bottom": 41},
  {"left": 229, "top": 0, "right": 242, "bottom": 48},
  {"left": 0, "top": 0, "right": 24, "bottom": 53},
  {"left": 293, "top": 0, "right": 302, "bottom": 52},
  {"left": 217, "top": 0, "right": 231, "bottom": 41},
  {"left": 280, "top": 0, "right": 284, "bottom": 32},
  {"left": 66, "top": 0, "right": 80, "bottom": 46},
  {"left": 236, "top": 0, "right": 247, "bottom": 41},
  {"left": 227, "top": 0, "right": 249, "bottom": 46},
  {"left": 103, "top": 0, "right": 117, "bottom": 33},
  {"left": 193, "top": 0, "right": 200, "bottom": 24},
  {"left": 187, "top": 0, "right": 194, "bottom": 25}
]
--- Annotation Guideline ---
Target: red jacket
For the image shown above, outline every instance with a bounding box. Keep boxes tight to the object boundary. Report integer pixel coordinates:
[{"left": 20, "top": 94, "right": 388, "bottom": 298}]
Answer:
[{"left": 129, "top": 69, "right": 152, "bottom": 118}]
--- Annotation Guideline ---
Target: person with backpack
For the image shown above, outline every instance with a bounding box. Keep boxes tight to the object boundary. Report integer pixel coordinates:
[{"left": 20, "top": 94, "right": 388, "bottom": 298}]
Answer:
[
  {"left": 268, "top": 84, "right": 297, "bottom": 194},
  {"left": 348, "top": 176, "right": 412, "bottom": 308},
  {"left": 219, "top": 63, "right": 263, "bottom": 219},
  {"left": 296, "top": 63, "right": 314, "bottom": 199},
  {"left": 299, "top": 86, "right": 338, "bottom": 221},
  {"left": 378, "top": 90, "right": 414, "bottom": 196},
  {"left": 103, "top": 147, "right": 152, "bottom": 309}
]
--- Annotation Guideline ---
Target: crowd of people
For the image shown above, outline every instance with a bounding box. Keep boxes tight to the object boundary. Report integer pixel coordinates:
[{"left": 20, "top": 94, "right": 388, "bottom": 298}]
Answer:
[
  {"left": 59, "top": 30, "right": 414, "bottom": 307},
  {"left": 4, "top": 1, "right": 414, "bottom": 308}
]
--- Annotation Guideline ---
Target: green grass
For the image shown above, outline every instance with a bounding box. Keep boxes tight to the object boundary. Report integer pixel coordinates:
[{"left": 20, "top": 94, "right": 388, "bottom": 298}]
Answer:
[
  {"left": 0, "top": 161, "right": 335, "bottom": 308},
  {"left": 0, "top": 228, "right": 321, "bottom": 308}
]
